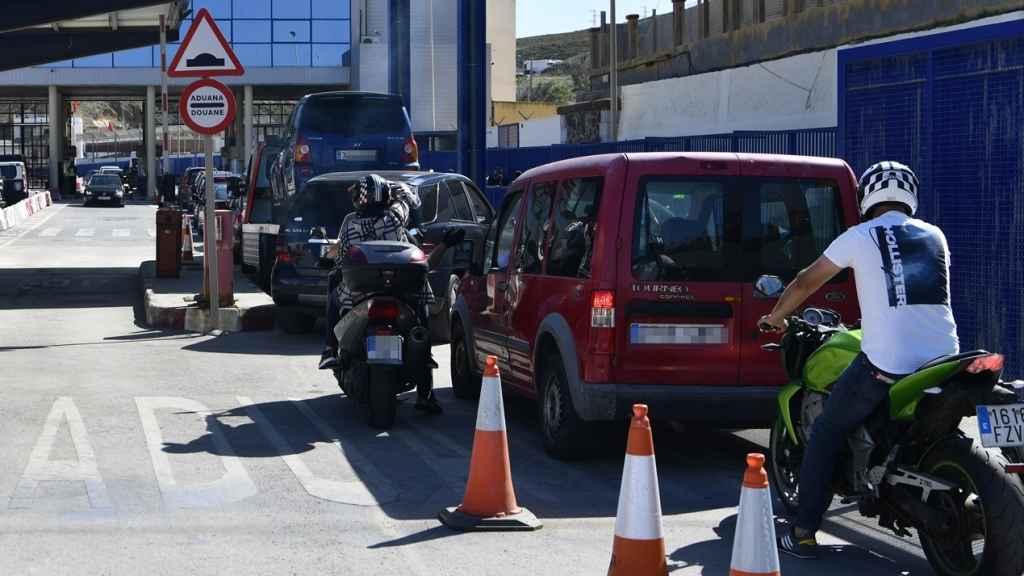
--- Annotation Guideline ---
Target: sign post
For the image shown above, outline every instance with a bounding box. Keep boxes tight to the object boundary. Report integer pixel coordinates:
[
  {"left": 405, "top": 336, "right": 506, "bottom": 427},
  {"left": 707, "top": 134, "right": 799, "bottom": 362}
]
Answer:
[{"left": 169, "top": 9, "right": 244, "bottom": 332}]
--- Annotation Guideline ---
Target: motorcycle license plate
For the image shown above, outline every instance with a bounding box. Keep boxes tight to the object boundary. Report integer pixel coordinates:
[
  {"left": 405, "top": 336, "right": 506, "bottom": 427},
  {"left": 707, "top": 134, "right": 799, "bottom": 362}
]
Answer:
[
  {"left": 367, "top": 335, "right": 402, "bottom": 365},
  {"left": 977, "top": 404, "right": 1024, "bottom": 447}
]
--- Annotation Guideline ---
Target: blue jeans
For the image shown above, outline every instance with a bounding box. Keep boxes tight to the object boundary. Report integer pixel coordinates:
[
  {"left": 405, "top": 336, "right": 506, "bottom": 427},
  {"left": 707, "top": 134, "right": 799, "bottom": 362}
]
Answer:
[{"left": 796, "top": 353, "right": 902, "bottom": 533}]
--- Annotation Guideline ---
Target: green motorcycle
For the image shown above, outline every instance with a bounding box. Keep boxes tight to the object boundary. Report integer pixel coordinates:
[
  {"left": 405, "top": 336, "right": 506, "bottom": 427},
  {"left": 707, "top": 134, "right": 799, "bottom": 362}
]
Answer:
[{"left": 766, "top": 308, "right": 1024, "bottom": 576}]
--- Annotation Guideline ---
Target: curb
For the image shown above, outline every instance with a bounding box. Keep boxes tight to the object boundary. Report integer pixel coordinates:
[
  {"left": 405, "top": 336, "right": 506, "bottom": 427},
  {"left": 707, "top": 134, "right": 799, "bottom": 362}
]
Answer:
[{"left": 139, "top": 260, "right": 275, "bottom": 333}]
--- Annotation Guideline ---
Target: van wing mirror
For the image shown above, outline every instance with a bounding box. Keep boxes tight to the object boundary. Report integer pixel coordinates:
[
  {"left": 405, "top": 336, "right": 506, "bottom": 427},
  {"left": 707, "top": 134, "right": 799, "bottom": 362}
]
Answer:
[{"left": 754, "top": 275, "right": 785, "bottom": 299}]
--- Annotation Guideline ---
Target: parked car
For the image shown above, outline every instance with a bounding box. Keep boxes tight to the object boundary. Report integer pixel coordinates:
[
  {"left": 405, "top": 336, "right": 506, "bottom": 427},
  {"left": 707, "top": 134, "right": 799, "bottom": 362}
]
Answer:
[
  {"left": 0, "top": 160, "right": 28, "bottom": 206},
  {"left": 193, "top": 171, "right": 243, "bottom": 235},
  {"left": 180, "top": 167, "right": 205, "bottom": 207},
  {"left": 271, "top": 92, "right": 419, "bottom": 203},
  {"left": 271, "top": 171, "right": 493, "bottom": 337},
  {"left": 83, "top": 173, "right": 125, "bottom": 207},
  {"left": 239, "top": 138, "right": 287, "bottom": 287},
  {"left": 449, "top": 152, "right": 862, "bottom": 458}
]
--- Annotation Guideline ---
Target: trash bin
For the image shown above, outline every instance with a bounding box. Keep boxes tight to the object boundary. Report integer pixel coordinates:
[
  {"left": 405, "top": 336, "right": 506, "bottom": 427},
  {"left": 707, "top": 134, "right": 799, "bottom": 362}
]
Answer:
[{"left": 155, "top": 208, "right": 183, "bottom": 278}]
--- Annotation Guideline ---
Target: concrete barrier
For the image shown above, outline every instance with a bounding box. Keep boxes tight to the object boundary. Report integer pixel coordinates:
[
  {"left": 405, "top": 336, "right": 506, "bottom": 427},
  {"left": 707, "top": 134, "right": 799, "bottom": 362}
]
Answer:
[{"left": 0, "top": 191, "right": 53, "bottom": 232}]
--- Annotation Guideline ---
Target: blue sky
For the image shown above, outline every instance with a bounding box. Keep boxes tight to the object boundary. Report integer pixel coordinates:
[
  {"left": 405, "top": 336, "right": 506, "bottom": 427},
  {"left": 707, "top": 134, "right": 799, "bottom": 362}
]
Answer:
[{"left": 517, "top": 0, "right": 687, "bottom": 38}]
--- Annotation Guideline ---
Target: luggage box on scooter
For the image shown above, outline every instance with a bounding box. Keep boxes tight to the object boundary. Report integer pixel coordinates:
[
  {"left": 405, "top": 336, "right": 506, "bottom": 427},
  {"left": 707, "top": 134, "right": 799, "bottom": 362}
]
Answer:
[{"left": 340, "top": 241, "right": 429, "bottom": 295}]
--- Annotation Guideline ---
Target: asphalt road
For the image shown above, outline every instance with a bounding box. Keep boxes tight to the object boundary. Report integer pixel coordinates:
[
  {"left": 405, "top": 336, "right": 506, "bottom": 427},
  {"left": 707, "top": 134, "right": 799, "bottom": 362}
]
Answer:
[{"left": 0, "top": 201, "right": 939, "bottom": 574}]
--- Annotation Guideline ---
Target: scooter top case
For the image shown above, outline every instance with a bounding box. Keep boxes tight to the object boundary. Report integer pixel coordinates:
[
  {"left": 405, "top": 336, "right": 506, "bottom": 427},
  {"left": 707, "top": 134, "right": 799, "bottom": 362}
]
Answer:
[{"left": 340, "top": 241, "right": 429, "bottom": 296}]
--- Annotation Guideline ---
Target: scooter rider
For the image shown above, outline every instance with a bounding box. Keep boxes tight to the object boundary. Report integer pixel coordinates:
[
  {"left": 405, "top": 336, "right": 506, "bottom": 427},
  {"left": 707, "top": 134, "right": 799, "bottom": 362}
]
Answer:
[
  {"left": 318, "top": 174, "right": 464, "bottom": 415},
  {"left": 759, "top": 161, "right": 959, "bottom": 559}
]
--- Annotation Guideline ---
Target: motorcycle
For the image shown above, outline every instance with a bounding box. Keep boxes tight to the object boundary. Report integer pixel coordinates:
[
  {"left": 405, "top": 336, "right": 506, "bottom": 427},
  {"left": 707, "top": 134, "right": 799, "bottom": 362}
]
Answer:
[
  {"left": 331, "top": 240, "right": 433, "bottom": 429},
  {"left": 764, "top": 303, "right": 1024, "bottom": 576}
]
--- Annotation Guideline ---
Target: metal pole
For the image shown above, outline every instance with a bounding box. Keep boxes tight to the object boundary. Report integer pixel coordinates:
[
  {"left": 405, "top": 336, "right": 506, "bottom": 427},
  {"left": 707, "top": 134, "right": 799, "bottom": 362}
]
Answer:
[
  {"left": 609, "top": 0, "right": 619, "bottom": 142},
  {"left": 204, "top": 135, "right": 219, "bottom": 330},
  {"left": 160, "top": 15, "right": 170, "bottom": 190}
]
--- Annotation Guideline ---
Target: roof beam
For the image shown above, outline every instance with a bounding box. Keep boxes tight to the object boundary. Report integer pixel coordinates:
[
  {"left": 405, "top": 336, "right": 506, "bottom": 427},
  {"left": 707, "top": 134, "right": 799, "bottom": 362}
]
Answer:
[
  {"left": 0, "top": 1, "right": 173, "bottom": 34},
  {"left": 0, "top": 28, "right": 179, "bottom": 71}
]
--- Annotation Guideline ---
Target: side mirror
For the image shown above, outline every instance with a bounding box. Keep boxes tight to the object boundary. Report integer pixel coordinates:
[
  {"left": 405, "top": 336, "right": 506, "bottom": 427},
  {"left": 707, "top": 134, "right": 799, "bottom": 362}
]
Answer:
[{"left": 754, "top": 275, "right": 785, "bottom": 299}]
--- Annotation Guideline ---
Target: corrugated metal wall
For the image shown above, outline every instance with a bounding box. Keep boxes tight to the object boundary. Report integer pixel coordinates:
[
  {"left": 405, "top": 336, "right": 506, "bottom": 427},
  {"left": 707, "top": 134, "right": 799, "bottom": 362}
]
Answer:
[
  {"left": 409, "top": 0, "right": 458, "bottom": 133},
  {"left": 840, "top": 20, "right": 1024, "bottom": 377}
]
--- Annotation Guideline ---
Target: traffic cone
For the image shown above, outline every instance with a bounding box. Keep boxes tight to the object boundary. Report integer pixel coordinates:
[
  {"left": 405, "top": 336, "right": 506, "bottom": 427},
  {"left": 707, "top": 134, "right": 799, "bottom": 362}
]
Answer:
[
  {"left": 729, "top": 453, "right": 781, "bottom": 576},
  {"left": 182, "top": 215, "right": 194, "bottom": 263},
  {"left": 438, "top": 356, "right": 542, "bottom": 531},
  {"left": 608, "top": 404, "right": 667, "bottom": 576}
]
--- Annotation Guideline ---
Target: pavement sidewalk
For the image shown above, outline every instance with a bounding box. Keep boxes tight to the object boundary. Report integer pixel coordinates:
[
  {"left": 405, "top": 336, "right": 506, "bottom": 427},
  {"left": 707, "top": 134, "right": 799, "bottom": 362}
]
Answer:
[{"left": 139, "top": 256, "right": 275, "bottom": 333}]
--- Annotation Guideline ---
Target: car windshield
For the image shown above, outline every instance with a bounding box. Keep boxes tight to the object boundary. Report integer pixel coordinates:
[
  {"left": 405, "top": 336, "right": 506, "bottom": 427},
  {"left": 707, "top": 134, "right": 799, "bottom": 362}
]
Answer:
[
  {"left": 0, "top": 166, "right": 17, "bottom": 179},
  {"left": 90, "top": 175, "right": 121, "bottom": 187},
  {"left": 299, "top": 97, "right": 408, "bottom": 136}
]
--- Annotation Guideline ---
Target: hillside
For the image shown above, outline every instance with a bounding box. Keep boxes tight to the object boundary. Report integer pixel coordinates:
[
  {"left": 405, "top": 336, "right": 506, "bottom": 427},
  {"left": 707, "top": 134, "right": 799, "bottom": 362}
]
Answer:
[{"left": 517, "top": 28, "right": 590, "bottom": 64}]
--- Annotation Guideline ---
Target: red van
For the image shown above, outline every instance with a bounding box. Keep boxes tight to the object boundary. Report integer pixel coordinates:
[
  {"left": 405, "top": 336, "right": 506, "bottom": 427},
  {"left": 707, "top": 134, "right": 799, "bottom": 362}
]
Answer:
[{"left": 450, "top": 153, "right": 862, "bottom": 458}]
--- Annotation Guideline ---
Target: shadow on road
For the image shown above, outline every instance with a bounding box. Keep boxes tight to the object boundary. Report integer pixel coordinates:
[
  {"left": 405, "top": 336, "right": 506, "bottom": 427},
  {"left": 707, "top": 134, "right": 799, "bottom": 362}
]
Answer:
[
  {"left": 0, "top": 267, "right": 140, "bottom": 310},
  {"left": 181, "top": 329, "right": 321, "bottom": 356}
]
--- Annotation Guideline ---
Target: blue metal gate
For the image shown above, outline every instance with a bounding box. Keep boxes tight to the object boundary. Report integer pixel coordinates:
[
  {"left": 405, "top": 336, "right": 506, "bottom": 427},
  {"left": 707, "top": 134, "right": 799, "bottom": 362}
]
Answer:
[{"left": 840, "top": 19, "right": 1024, "bottom": 377}]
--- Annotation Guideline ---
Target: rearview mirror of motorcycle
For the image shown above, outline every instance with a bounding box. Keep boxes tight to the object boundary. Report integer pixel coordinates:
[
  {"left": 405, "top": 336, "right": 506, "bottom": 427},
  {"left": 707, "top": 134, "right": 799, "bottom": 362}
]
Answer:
[{"left": 754, "top": 275, "right": 785, "bottom": 299}]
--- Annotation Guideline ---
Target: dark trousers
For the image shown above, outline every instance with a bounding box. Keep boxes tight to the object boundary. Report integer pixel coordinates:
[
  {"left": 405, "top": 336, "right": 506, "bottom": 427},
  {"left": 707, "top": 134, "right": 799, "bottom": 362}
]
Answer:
[{"left": 796, "top": 353, "right": 901, "bottom": 533}]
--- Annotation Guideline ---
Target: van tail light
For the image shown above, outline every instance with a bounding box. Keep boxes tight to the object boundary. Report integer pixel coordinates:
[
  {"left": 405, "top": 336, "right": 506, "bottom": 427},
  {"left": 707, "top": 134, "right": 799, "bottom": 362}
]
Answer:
[
  {"left": 367, "top": 298, "right": 401, "bottom": 323},
  {"left": 591, "top": 290, "right": 615, "bottom": 328},
  {"left": 401, "top": 136, "right": 419, "bottom": 165},
  {"left": 294, "top": 137, "right": 312, "bottom": 164},
  {"left": 967, "top": 354, "right": 1004, "bottom": 374},
  {"left": 586, "top": 290, "right": 616, "bottom": 381},
  {"left": 275, "top": 235, "right": 292, "bottom": 264}
]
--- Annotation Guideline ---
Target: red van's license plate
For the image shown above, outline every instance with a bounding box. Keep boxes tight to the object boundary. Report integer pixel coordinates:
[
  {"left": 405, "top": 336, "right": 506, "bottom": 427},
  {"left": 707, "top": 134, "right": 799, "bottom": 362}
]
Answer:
[
  {"left": 367, "top": 335, "right": 402, "bottom": 365},
  {"left": 977, "top": 404, "right": 1024, "bottom": 447}
]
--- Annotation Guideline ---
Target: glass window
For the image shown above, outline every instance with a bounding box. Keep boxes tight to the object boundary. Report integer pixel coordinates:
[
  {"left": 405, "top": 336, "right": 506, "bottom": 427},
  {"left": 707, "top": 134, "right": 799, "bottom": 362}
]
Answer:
[
  {"left": 234, "top": 20, "right": 272, "bottom": 43},
  {"left": 632, "top": 178, "right": 734, "bottom": 282},
  {"left": 273, "top": 0, "right": 310, "bottom": 18},
  {"left": 419, "top": 183, "right": 439, "bottom": 222},
  {"left": 517, "top": 182, "right": 554, "bottom": 275},
  {"left": 288, "top": 180, "right": 355, "bottom": 235},
  {"left": 312, "top": 20, "right": 350, "bottom": 43},
  {"left": 750, "top": 180, "right": 843, "bottom": 282},
  {"left": 73, "top": 54, "right": 113, "bottom": 68},
  {"left": 298, "top": 95, "right": 406, "bottom": 135},
  {"left": 311, "top": 0, "right": 350, "bottom": 18},
  {"left": 235, "top": 44, "right": 272, "bottom": 67},
  {"left": 447, "top": 181, "right": 474, "bottom": 221},
  {"left": 274, "top": 20, "right": 311, "bottom": 42},
  {"left": 549, "top": 177, "right": 602, "bottom": 278},
  {"left": 464, "top": 182, "right": 493, "bottom": 224},
  {"left": 488, "top": 191, "right": 523, "bottom": 272},
  {"left": 273, "top": 44, "right": 311, "bottom": 66},
  {"left": 234, "top": 0, "right": 270, "bottom": 18},
  {"left": 195, "top": 0, "right": 232, "bottom": 19},
  {"left": 114, "top": 47, "right": 153, "bottom": 67},
  {"left": 312, "top": 44, "right": 348, "bottom": 67}
]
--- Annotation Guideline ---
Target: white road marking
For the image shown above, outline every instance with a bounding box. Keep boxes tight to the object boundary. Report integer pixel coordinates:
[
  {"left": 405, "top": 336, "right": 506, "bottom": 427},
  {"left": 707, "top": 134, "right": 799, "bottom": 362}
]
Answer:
[
  {"left": 239, "top": 396, "right": 397, "bottom": 506},
  {"left": 135, "top": 397, "right": 258, "bottom": 508},
  {"left": 0, "top": 204, "right": 68, "bottom": 249},
  {"left": 112, "top": 229, "right": 130, "bottom": 237},
  {"left": 75, "top": 228, "right": 95, "bottom": 237},
  {"left": 8, "top": 397, "right": 111, "bottom": 510},
  {"left": 38, "top": 227, "right": 60, "bottom": 237}
]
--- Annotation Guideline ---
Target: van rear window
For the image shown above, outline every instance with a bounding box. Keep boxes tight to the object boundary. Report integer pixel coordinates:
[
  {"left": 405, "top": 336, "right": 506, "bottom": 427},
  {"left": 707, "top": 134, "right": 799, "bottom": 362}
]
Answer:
[
  {"left": 633, "top": 179, "right": 733, "bottom": 282},
  {"left": 299, "top": 97, "right": 408, "bottom": 136}
]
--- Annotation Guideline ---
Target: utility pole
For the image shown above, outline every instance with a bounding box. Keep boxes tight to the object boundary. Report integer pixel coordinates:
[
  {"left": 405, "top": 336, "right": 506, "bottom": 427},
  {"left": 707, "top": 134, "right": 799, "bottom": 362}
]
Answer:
[
  {"left": 160, "top": 14, "right": 169, "bottom": 197},
  {"left": 609, "top": 0, "right": 619, "bottom": 142}
]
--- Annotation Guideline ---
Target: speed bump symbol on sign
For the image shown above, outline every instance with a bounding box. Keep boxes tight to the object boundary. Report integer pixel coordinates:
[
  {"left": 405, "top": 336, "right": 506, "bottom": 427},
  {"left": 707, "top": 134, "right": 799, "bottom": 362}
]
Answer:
[{"left": 180, "top": 78, "right": 236, "bottom": 135}]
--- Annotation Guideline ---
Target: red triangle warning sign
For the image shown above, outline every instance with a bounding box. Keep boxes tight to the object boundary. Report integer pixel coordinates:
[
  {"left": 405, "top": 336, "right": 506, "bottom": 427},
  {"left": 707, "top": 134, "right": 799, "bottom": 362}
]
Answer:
[{"left": 168, "top": 8, "right": 244, "bottom": 78}]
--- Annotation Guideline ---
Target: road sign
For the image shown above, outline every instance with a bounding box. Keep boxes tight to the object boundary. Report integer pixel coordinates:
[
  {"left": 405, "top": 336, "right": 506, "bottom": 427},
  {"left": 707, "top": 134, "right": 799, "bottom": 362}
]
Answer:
[
  {"left": 167, "top": 8, "right": 244, "bottom": 77},
  {"left": 179, "top": 78, "right": 236, "bottom": 135}
]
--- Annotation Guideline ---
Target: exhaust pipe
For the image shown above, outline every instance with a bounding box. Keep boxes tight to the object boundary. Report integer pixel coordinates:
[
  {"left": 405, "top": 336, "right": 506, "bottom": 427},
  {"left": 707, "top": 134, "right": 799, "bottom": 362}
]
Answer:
[{"left": 405, "top": 326, "right": 430, "bottom": 386}]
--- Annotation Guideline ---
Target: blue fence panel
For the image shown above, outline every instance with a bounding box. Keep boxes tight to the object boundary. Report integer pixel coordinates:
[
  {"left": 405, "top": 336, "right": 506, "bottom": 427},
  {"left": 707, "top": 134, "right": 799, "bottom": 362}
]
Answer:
[{"left": 840, "top": 20, "right": 1024, "bottom": 377}]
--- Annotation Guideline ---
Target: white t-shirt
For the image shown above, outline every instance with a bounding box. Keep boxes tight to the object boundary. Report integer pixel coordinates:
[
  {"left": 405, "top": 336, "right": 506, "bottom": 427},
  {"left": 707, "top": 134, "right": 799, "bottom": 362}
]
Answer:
[{"left": 823, "top": 211, "right": 959, "bottom": 375}]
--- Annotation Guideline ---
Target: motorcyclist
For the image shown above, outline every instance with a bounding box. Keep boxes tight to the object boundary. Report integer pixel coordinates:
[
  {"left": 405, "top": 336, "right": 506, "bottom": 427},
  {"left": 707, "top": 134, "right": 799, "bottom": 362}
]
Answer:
[
  {"left": 317, "top": 174, "right": 464, "bottom": 415},
  {"left": 759, "top": 161, "right": 959, "bottom": 559}
]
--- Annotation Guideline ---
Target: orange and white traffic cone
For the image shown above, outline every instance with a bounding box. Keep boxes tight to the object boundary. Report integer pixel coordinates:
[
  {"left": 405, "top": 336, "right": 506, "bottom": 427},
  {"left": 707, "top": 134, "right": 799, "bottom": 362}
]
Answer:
[
  {"left": 729, "top": 453, "right": 781, "bottom": 576},
  {"left": 439, "top": 356, "right": 541, "bottom": 531},
  {"left": 608, "top": 404, "right": 667, "bottom": 576},
  {"left": 182, "top": 215, "right": 194, "bottom": 263}
]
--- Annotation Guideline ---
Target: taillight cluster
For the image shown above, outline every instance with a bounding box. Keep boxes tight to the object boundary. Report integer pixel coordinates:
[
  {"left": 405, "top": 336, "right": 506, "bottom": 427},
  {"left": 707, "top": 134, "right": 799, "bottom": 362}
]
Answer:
[
  {"left": 367, "top": 298, "right": 400, "bottom": 323},
  {"left": 401, "top": 136, "right": 419, "bottom": 165},
  {"left": 294, "top": 137, "right": 311, "bottom": 164},
  {"left": 275, "top": 236, "right": 292, "bottom": 264},
  {"left": 586, "top": 290, "right": 616, "bottom": 381}
]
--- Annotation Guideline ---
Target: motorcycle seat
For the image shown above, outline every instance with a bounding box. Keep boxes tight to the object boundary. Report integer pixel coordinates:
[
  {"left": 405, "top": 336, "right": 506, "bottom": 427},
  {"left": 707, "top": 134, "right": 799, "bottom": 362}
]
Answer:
[{"left": 918, "top": 350, "right": 991, "bottom": 371}]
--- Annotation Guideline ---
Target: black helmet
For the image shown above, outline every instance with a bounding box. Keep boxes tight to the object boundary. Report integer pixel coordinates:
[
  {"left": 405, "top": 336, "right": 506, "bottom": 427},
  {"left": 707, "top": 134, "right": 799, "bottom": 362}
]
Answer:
[{"left": 353, "top": 174, "right": 390, "bottom": 210}]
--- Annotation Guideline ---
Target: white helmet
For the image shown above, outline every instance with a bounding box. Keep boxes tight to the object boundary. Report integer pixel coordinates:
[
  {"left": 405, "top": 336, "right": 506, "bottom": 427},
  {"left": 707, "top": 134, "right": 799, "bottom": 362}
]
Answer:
[{"left": 857, "top": 161, "right": 919, "bottom": 217}]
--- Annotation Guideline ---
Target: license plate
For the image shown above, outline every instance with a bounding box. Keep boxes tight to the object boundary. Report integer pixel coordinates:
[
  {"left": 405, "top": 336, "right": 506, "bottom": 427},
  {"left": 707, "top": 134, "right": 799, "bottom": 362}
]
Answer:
[
  {"left": 977, "top": 404, "right": 1024, "bottom": 447},
  {"left": 366, "top": 334, "right": 402, "bottom": 365},
  {"left": 336, "top": 149, "right": 378, "bottom": 162},
  {"left": 98, "top": 195, "right": 109, "bottom": 200}
]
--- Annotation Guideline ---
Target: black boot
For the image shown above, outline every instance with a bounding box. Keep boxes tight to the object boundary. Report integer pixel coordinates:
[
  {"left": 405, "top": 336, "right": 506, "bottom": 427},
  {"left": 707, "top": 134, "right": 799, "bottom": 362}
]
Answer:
[
  {"left": 318, "top": 347, "right": 339, "bottom": 370},
  {"left": 414, "top": 391, "right": 442, "bottom": 414}
]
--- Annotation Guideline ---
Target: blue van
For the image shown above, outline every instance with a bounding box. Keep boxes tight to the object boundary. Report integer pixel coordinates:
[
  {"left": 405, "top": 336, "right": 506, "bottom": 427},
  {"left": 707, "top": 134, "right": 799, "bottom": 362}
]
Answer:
[{"left": 272, "top": 92, "right": 419, "bottom": 202}]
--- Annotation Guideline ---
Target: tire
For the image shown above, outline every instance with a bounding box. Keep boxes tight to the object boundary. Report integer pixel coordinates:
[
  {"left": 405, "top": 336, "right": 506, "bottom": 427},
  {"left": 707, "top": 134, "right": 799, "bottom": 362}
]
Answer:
[
  {"left": 367, "top": 365, "right": 397, "bottom": 429},
  {"left": 450, "top": 321, "right": 481, "bottom": 400},
  {"left": 769, "top": 415, "right": 803, "bottom": 515},
  {"left": 919, "top": 436, "right": 1024, "bottom": 576},
  {"left": 438, "top": 275, "right": 459, "bottom": 343},
  {"left": 539, "top": 353, "right": 590, "bottom": 460},
  {"left": 276, "top": 308, "right": 315, "bottom": 334}
]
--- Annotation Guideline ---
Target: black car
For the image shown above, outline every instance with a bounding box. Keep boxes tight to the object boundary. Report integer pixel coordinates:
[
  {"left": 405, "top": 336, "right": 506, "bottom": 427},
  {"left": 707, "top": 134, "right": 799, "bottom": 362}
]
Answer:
[
  {"left": 271, "top": 171, "right": 494, "bottom": 340},
  {"left": 83, "top": 174, "right": 125, "bottom": 207}
]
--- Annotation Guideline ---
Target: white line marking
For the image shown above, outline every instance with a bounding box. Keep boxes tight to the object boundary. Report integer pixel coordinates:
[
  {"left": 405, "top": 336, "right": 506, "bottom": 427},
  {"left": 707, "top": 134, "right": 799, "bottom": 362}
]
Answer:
[
  {"left": 75, "top": 228, "right": 95, "bottom": 237},
  {"left": 112, "top": 229, "right": 130, "bottom": 237},
  {"left": 135, "top": 397, "right": 258, "bottom": 508},
  {"left": 0, "top": 204, "right": 68, "bottom": 250},
  {"left": 38, "top": 227, "right": 60, "bottom": 237},
  {"left": 239, "top": 396, "right": 397, "bottom": 506},
  {"left": 8, "top": 397, "right": 111, "bottom": 510}
]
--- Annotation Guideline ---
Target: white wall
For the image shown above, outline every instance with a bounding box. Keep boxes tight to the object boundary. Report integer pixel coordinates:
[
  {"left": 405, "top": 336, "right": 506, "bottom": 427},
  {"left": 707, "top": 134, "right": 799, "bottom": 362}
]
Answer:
[
  {"left": 519, "top": 116, "right": 562, "bottom": 147},
  {"left": 618, "top": 49, "right": 837, "bottom": 140}
]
